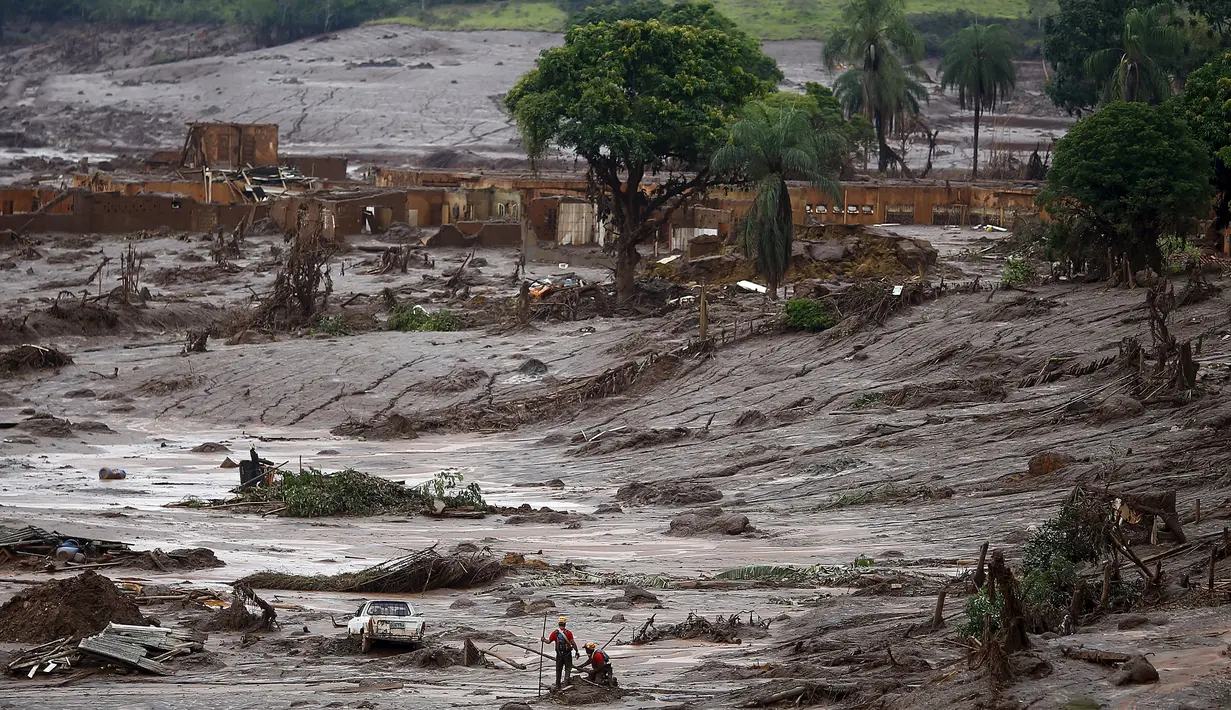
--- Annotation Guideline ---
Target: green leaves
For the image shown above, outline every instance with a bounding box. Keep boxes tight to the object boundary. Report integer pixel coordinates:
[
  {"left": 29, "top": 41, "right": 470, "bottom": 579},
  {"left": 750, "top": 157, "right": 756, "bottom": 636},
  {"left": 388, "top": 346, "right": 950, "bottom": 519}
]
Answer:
[
  {"left": 507, "top": 17, "right": 774, "bottom": 171},
  {"left": 939, "top": 23, "right": 1017, "bottom": 113},
  {"left": 711, "top": 101, "right": 844, "bottom": 296},
  {"left": 1039, "top": 101, "right": 1212, "bottom": 271}
]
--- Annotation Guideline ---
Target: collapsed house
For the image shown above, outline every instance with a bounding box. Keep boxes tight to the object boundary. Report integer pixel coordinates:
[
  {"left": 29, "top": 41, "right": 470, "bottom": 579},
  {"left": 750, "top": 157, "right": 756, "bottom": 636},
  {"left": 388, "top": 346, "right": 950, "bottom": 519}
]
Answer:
[{"left": 0, "top": 122, "right": 1042, "bottom": 245}]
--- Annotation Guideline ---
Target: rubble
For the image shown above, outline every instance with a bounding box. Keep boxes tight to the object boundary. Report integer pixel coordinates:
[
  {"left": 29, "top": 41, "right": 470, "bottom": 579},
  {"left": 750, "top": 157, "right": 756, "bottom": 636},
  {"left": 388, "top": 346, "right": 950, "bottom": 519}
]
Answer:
[{"left": 238, "top": 545, "right": 503, "bottom": 593}]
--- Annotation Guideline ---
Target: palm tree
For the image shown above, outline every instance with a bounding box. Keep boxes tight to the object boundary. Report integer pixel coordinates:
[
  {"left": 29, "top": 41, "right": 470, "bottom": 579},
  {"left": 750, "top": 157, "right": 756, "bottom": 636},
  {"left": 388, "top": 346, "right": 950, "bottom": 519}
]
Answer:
[
  {"left": 1085, "top": 6, "right": 1182, "bottom": 104},
  {"left": 939, "top": 23, "right": 1016, "bottom": 180},
  {"left": 711, "top": 103, "right": 844, "bottom": 299},
  {"left": 823, "top": 0, "right": 927, "bottom": 175}
]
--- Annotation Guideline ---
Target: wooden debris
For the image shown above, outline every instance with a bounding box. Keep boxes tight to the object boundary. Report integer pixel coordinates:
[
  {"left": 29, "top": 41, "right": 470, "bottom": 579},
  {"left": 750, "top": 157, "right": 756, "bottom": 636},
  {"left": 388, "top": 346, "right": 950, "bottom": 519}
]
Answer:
[{"left": 1061, "top": 647, "right": 1132, "bottom": 666}]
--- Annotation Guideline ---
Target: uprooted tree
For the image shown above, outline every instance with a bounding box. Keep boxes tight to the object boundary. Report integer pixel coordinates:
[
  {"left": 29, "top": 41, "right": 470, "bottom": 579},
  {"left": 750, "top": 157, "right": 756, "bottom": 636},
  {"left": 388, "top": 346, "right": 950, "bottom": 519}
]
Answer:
[
  {"left": 505, "top": 4, "right": 779, "bottom": 302},
  {"left": 251, "top": 209, "right": 335, "bottom": 329}
]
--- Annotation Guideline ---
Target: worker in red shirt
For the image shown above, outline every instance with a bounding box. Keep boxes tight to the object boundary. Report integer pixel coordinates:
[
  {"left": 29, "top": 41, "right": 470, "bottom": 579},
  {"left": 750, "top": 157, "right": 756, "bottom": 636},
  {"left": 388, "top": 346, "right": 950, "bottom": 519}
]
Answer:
[
  {"left": 542, "top": 616, "right": 579, "bottom": 689},
  {"left": 578, "top": 642, "right": 615, "bottom": 686}
]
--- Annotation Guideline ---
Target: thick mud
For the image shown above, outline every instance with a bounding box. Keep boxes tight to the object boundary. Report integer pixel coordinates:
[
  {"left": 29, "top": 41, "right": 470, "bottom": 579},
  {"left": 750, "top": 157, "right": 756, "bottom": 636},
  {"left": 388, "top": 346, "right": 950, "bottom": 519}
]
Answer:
[{"left": 0, "top": 222, "right": 1228, "bottom": 708}]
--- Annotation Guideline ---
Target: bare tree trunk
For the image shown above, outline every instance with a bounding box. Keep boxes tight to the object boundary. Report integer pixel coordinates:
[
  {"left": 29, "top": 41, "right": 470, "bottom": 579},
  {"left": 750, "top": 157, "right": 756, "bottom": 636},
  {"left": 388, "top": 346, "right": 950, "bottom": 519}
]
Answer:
[
  {"left": 616, "top": 239, "right": 639, "bottom": 304},
  {"left": 875, "top": 109, "right": 890, "bottom": 174},
  {"left": 972, "top": 103, "right": 982, "bottom": 181}
]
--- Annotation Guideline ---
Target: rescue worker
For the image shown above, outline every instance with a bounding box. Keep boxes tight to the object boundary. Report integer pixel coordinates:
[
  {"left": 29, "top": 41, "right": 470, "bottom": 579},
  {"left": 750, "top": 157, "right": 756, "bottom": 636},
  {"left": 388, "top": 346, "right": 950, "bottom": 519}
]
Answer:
[
  {"left": 541, "top": 616, "right": 579, "bottom": 689},
  {"left": 577, "top": 642, "right": 614, "bottom": 686}
]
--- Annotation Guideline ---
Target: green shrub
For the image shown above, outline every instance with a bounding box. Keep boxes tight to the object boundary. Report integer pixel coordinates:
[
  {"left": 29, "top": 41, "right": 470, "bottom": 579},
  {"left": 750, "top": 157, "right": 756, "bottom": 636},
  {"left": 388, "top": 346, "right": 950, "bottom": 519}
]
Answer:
[
  {"left": 960, "top": 587, "right": 1004, "bottom": 638},
  {"left": 1158, "top": 234, "right": 1200, "bottom": 273},
  {"left": 784, "top": 298, "right": 837, "bottom": 331},
  {"left": 1001, "top": 257, "right": 1034, "bottom": 286},
  {"left": 310, "top": 315, "right": 349, "bottom": 336},
  {"left": 410, "top": 468, "right": 486, "bottom": 509},
  {"left": 389, "top": 305, "right": 460, "bottom": 332}
]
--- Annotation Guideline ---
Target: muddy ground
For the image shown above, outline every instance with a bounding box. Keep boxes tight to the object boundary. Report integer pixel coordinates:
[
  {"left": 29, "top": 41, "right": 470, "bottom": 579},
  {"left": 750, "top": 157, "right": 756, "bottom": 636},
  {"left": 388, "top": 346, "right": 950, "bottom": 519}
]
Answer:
[
  {"left": 0, "top": 221, "right": 1228, "bottom": 708},
  {"left": 0, "top": 25, "right": 1071, "bottom": 178}
]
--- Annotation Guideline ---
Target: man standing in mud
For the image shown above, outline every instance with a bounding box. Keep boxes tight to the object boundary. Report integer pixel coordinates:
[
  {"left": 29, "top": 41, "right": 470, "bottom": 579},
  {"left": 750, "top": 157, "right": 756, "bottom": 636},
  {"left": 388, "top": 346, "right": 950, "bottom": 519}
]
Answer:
[{"left": 542, "top": 616, "right": 579, "bottom": 689}]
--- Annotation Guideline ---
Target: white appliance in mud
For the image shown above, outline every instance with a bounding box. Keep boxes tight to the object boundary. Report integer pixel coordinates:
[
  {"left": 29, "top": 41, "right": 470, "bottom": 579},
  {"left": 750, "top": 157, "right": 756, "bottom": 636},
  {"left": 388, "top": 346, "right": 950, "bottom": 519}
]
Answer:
[{"left": 347, "top": 600, "right": 426, "bottom": 652}]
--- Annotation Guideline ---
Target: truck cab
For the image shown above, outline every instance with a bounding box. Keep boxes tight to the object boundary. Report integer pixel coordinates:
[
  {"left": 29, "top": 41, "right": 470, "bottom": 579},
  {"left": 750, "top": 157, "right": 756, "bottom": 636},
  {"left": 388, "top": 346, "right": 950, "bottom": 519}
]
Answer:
[{"left": 346, "top": 600, "right": 426, "bottom": 652}]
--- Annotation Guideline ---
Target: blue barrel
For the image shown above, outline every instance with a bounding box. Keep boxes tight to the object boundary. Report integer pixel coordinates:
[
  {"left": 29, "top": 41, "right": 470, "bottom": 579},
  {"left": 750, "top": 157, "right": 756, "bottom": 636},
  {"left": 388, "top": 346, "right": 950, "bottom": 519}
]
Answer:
[{"left": 99, "top": 467, "right": 127, "bottom": 480}]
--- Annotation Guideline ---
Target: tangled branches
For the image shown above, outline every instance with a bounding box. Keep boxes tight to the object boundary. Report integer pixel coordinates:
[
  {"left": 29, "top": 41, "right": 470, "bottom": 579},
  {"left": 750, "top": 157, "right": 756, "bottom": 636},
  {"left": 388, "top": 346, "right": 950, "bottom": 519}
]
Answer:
[{"left": 250, "top": 213, "right": 335, "bottom": 330}]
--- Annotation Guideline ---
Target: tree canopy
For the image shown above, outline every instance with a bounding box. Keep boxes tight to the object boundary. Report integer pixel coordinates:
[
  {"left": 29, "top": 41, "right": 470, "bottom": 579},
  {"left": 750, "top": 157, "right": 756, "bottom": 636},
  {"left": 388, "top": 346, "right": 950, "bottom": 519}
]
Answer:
[
  {"left": 939, "top": 22, "right": 1017, "bottom": 178},
  {"left": 565, "top": 0, "right": 781, "bottom": 83},
  {"left": 712, "top": 102, "right": 844, "bottom": 298},
  {"left": 1042, "top": 0, "right": 1139, "bottom": 113},
  {"left": 1174, "top": 52, "right": 1231, "bottom": 231},
  {"left": 1039, "top": 101, "right": 1212, "bottom": 272},
  {"left": 505, "top": 13, "right": 777, "bottom": 301},
  {"left": 1084, "top": 5, "right": 1183, "bottom": 104},
  {"left": 823, "top": 0, "right": 928, "bottom": 175}
]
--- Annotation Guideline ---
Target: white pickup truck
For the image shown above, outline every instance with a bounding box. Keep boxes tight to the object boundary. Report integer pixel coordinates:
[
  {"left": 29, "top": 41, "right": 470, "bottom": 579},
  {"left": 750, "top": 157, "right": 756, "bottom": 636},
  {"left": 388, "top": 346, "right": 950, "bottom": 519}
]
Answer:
[{"left": 346, "top": 600, "right": 426, "bottom": 652}]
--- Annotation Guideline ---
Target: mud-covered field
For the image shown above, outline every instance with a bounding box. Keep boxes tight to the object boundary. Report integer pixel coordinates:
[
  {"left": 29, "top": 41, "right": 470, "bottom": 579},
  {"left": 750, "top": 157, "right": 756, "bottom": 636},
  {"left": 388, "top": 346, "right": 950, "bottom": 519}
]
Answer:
[
  {"left": 0, "top": 220, "right": 1229, "bottom": 708},
  {"left": 0, "top": 25, "right": 1071, "bottom": 175}
]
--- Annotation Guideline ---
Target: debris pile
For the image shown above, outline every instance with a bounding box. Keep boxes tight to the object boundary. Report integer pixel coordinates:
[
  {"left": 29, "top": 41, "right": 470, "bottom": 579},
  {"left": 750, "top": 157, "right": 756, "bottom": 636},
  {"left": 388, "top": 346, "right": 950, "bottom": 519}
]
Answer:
[
  {"left": 0, "top": 571, "right": 146, "bottom": 643},
  {"left": 631, "top": 612, "right": 763, "bottom": 645},
  {"left": 77, "top": 623, "right": 208, "bottom": 676},
  {"left": 10, "top": 623, "right": 209, "bottom": 678},
  {"left": 0, "top": 525, "right": 131, "bottom": 566},
  {"left": 200, "top": 583, "right": 277, "bottom": 632},
  {"left": 238, "top": 545, "right": 503, "bottom": 593},
  {"left": 0, "top": 344, "right": 73, "bottom": 373}
]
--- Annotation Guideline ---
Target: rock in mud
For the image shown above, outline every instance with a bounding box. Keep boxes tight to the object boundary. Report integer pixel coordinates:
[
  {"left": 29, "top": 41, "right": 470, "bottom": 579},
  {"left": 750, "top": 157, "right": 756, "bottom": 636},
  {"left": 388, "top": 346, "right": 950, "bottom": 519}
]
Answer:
[
  {"left": 191, "top": 442, "right": 231, "bottom": 453},
  {"left": 74, "top": 420, "right": 114, "bottom": 433},
  {"left": 0, "top": 570, "right": 146, "bottom": 642},
  {"left": 1113, "top": 655, "right": 1159, "bottom": 685},
  {"left": 1116, "top": 613, "right": 1151, "bottom": 630},
  {"left": 1095, "top": 394, "right": 1145, "bottom": 422},
  {"left": 620, "top": 585, "right": 661, "bottom": 605},
  {"left": 593, "top": 503, "right": 623, "bottom": 514},
  {"left": 733, "top": 409, "right": 768, "bottom": 428},
  {"left": 63, "top": 388, "right": 96, "bottom": 398},
  {"left": 451, "top": 597, "right": 476, "bottom": 609},
  {"left": 500, "top": 703, "right": 533, "bottom": 710},
  {"left": 616, "top": 480, "right": 721, "bottom": 506},
  {"left": 668, "top": 507, "right": 754, "bottom": 536},
  {"left": 516, "top": 358, "right": 548, "bottom": 376},
  {"left": 1028, "top": 451, "right": 1074, "bottom": 476},
  {"left": 220, "top": 457, "right": 239, "bottom": 468},
  {"left": 506, "top": 598, "right": 555, "bottom": 617},
  {"left": 17, "top": 414, "right": 73, "bottom": 438}
]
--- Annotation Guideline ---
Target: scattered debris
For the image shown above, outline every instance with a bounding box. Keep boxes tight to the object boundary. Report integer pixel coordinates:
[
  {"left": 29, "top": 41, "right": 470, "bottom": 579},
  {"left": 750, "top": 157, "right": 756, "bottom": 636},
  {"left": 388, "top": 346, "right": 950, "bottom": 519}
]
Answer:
[
  {"left": 238, "top": 545, "right": 503, "bottom": 593},
  {"left": 76, "top": 623, "right": 208, "bottom": 676},
  {"left": 0, "top": 344, "right": 73, "bottom": 374},
  {"left": 632, "top": 612, "right": 765, "bottom": 645},
  {"left": 615, "top": 480, "right": 722, "bottom": 506}
]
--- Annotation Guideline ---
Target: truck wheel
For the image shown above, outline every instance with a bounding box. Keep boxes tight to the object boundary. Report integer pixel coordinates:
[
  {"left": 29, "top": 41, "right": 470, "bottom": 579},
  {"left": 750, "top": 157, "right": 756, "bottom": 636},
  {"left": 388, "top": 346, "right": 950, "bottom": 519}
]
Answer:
[{"left": 360, "top": 633, "right": 372, "bottom": 653}]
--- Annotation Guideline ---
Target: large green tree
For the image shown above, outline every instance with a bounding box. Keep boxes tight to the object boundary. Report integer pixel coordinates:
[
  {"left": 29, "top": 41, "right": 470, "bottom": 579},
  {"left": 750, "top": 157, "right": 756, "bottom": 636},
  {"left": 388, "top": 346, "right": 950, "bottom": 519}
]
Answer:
[
  {"left": 505, "top": 16, "right": 777, "bottom": 301},
  {"left": 566, "top": 0, "right": 780, "bottom": 83},
  {"left": 823, "top": 0, "right": 928, "bottom": 175},
  {"left": 1043, "top": 0, "right": 1137, "bottom": 113},
  {"left": 711, "top": 103, "right": 844, "bottom": 299},
  {"left": 1084, "top": 5, "right": 1182, "bottom": 103},
  {"left": 1039, "top": 101, "right": 1212, "bottom": 272},
  {"left": 939, "top": 23, "right": 1017, "bottom": 180},
  {"left": 1174, "top": 52, "right": 1231, "bottom": 234}
]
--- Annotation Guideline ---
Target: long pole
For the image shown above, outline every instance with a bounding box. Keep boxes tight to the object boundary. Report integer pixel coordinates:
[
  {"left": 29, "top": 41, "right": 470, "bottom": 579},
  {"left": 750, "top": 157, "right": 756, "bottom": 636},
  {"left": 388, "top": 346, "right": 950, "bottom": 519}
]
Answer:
[{"left": 537, "top": 613, "right": 548, "bottom": 697}]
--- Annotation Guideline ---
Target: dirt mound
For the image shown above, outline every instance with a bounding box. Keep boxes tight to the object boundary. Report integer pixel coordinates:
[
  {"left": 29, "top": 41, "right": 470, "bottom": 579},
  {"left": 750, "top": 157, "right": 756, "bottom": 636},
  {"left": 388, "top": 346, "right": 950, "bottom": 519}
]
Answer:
[
  {"left": 408, "top": 644, "right": 465, "bottom": 668},
  {"left": 0, "top": 344, "right": 73, "bottom": 374},
  {"left": 668, "top": 507, "right": 755, "bottom": 536},
  {"left": 1095, "top": 394, "right": 1145, "bottom": 422},
  {"left": 412, "top": 367, "right": 489, "bottom": 394},
  {"left": 0, "top": 571, "right": 145, "bottom": 642},
  {"left": 190, "top": 442, "right": 231, "bottom": 453},
  {"left": 551, "top": 684, "right": 627, "bottom": 705},
  {"left": 571, "top": 427, "right": 691, "bottom": 456},
  {"left": 974, "top": 296, "right": 1064, "bottom": 322},
  {"left": 616, "top": 480, "right": 721, "bottom": 506},
  {"left": 130, "top": 548, "right": 226, "bottom": 572}
]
